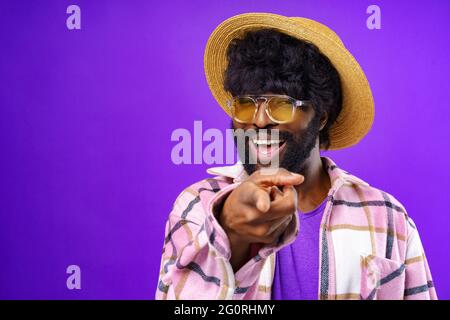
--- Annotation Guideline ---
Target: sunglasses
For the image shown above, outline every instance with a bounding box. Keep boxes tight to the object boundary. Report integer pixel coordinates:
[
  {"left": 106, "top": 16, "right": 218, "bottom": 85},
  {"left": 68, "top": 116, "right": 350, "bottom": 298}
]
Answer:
[{"left": 226, "top": 94, "right": 312, "bottom": 124}]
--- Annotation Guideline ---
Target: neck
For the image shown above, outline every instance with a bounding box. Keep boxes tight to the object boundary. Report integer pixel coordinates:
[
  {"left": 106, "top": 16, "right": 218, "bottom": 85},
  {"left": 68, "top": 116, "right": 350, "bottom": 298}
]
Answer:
[{"left": 295, "top": 144, "right": 331, "bottom": 213}]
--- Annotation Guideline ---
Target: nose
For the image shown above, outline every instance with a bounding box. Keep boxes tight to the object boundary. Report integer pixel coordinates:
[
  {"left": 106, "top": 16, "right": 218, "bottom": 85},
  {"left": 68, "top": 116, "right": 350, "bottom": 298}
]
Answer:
[{"left": 253, "top": 101, "right": 276, "bottom": 128}]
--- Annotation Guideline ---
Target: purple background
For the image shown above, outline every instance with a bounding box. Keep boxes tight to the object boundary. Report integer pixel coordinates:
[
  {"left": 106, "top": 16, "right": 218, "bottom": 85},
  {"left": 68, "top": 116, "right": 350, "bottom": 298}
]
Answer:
[{"left": 1, "top": 0, "right": 449, "bottom": 299}]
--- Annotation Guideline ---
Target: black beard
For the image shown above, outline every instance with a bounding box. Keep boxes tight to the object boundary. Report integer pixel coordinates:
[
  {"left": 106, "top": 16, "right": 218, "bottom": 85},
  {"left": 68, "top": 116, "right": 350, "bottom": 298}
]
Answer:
[{"left": 232, "top": 116, "right": 321, "bottom": 176}]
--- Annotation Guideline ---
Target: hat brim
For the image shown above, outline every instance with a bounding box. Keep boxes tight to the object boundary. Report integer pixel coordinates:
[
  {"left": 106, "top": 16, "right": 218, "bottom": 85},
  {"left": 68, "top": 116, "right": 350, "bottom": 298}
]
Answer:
[{"left": 204, "top": 12, "right": 375, "bottom": 150}]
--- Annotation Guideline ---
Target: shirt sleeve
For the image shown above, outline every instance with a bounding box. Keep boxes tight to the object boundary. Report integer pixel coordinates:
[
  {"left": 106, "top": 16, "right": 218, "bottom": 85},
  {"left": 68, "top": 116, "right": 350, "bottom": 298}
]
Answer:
[
  {"left": 403, "top": 216, "right": 438, "bottom": 300},
  {"left": 154, "top": 188, "right": 228, "bottom": 300},
  {"left": 155, "top": 180, "right": 299, "bottom": 300}
]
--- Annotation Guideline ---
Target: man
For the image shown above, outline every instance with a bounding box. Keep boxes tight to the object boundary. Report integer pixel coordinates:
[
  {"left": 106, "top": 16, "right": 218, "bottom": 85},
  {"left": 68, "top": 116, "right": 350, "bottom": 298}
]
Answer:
[{"left": 156, "top": 13, "right": 436, "bottom": 300}]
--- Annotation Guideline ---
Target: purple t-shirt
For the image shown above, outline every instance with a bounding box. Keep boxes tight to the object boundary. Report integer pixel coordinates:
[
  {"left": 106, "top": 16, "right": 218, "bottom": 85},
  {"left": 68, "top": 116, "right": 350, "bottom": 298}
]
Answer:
[{"left": 271, "top": 198, "right": 327, "bottom": 300}]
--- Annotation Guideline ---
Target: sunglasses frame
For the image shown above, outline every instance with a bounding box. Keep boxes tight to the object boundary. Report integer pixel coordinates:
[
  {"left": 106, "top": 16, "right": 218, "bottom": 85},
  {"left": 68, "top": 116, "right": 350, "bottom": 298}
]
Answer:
[{"left": 226, "top": 94, "right": 312, "bottom": 124}]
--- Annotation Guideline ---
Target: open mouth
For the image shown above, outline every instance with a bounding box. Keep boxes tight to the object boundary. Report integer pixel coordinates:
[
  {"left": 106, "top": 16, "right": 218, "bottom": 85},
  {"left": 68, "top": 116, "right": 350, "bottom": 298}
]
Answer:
[{"left": 249, "top": 136, "right": 287, "bottom": 165}]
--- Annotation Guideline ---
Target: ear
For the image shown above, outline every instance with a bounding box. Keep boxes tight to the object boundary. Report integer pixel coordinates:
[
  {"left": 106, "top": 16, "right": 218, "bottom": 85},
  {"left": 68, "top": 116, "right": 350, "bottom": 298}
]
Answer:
[{"left": 319, "top": 111, "right": 328, "bottom": 131}]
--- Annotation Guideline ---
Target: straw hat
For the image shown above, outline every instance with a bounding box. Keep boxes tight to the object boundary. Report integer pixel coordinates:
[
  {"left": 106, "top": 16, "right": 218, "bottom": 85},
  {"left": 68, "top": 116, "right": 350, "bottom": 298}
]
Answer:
[{"left": 204, "top": 12, "right": 374, "bottom": 150}]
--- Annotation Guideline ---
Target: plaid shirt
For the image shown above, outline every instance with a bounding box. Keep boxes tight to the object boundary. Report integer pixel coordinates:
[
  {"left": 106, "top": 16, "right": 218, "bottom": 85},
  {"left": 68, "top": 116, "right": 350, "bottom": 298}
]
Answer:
[{"left": 156, "top": 157, "right": 437, "bottom": 300}]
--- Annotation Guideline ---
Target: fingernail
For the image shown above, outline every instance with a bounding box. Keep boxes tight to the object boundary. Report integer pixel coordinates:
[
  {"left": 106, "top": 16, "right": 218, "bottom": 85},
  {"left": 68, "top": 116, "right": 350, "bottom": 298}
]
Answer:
[{"left": 290, "top": 172, "right": 302, "bottom": 177}]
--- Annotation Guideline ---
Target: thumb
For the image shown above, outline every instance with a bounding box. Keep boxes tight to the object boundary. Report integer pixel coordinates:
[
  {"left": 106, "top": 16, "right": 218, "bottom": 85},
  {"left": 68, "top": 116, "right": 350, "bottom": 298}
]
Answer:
[{"left": 252, "top": 187, "right": 271, "bottom": 213}]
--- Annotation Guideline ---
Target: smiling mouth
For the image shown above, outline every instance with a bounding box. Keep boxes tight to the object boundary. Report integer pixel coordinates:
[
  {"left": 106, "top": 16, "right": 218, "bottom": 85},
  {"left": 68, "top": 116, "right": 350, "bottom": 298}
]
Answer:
[
  {"left": 251, "top": 138, "right": 286, "bottom": 150},
  {"left": 249, "top": 136, "right": 287, "bottom": 165}
]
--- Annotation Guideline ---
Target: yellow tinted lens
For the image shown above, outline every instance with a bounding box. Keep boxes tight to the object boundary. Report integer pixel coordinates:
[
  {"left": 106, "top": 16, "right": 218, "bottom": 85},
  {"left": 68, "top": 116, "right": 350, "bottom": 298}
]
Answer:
[
  {"left": 268, "top": 97, "right": 294, "bottom": 122},
  {"left": 234, "top": 97, "right": 256, "bottom": 122}
]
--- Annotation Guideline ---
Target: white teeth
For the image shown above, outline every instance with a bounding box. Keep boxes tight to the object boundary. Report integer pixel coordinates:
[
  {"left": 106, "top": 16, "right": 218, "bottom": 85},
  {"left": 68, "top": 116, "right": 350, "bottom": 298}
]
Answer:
[{"left": 252, "top": 139, "right": 281, "bottom": 146}]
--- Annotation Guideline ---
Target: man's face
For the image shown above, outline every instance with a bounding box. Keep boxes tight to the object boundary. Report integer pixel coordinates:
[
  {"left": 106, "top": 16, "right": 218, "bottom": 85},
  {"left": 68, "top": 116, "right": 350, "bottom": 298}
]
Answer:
[{"left": 232, "top": 94, "right": 322, "bottom": 175}]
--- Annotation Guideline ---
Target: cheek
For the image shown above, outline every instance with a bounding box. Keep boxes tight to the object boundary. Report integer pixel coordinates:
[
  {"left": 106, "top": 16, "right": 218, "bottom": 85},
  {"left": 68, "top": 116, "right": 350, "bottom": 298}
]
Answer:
[
  {"left": 231, "top": 120, "right": 246, "bottom": 130},
  {"left": 288, "top": 110, "right": 313, "bottom": 131}
]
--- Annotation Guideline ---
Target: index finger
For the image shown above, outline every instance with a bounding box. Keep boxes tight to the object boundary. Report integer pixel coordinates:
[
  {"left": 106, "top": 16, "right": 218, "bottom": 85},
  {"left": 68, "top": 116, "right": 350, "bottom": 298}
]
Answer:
[{"left": 251, "top": 169, "right": 304, "bottom": 188}]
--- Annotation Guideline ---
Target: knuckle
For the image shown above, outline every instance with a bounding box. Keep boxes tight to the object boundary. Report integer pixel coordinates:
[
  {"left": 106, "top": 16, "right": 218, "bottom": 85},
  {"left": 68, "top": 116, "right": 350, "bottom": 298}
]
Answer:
[
  {"left": 239, "top": 181, "right": 252, "bottom": 191},
  {"left": 244, "top": 212, "right": 257, "bottom": 224},
  {"left": 253, "top": 224, "right": 269, "bottom": 238},
  {"left": 225, "top": 216, "right": 239, "bottom": 232}
]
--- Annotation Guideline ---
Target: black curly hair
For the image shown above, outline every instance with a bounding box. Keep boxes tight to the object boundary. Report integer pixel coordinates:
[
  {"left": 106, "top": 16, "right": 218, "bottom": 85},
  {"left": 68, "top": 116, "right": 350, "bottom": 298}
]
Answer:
[{"left": 224, "top": 28, "right": 342, "bottom": 150}]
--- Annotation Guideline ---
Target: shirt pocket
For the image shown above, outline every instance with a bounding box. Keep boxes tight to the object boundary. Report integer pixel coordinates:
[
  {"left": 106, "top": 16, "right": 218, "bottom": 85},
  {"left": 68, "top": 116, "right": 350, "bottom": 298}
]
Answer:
[{"left": 360, "top": 254, "right": 406, "bottom": 300}]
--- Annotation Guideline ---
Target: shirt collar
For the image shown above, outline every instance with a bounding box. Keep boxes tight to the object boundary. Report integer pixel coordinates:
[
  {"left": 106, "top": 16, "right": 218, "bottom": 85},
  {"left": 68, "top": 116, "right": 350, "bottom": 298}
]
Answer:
[{"left": 206, "top": 160, "right": 248, "bottom": 183}]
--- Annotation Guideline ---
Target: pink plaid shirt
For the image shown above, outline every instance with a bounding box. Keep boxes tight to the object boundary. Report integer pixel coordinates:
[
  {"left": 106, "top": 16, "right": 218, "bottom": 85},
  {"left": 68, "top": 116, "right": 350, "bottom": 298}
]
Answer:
[{"left": 155, "top": 157, "right": 437, "bottom": 300}]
